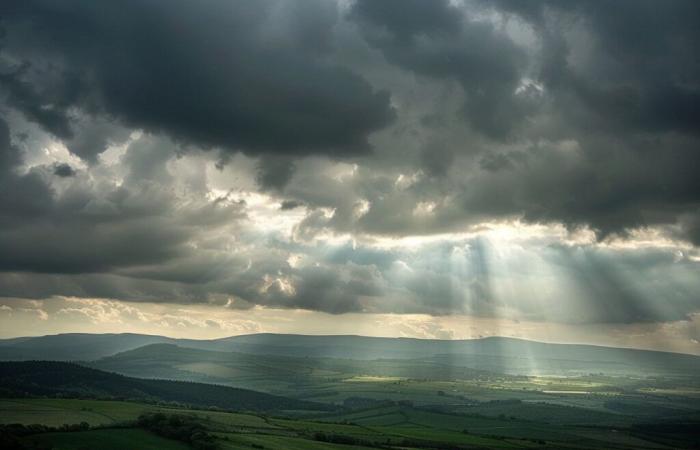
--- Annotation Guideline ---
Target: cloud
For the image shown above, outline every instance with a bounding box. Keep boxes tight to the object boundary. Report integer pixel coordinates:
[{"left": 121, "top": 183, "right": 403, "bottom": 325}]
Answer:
[
  {"left": 0, "top": 123, "right": 245, "bottom": 275},
  {"left": 256, "top": 156, "right": 297, "bottom": 191},
  {"left": 350, "top": 0, "right": 531, "bottom": 139},
  {"left": 0, "top": 0, "right": 699, "bottom": 330},
  {"left": 261, "top": 0, "right": 700, "bottom": 245},
  {"left": 52, "top": 163, "right": 76, "bottom": 178},
  {"left": 1, "top": 0, "right": 394, "bottom": 160}
]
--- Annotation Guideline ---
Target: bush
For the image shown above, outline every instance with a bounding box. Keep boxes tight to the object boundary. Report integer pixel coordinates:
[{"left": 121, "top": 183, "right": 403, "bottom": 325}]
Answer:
[{"left": 137, "top": 413, "right": 217, "bottom": 450}]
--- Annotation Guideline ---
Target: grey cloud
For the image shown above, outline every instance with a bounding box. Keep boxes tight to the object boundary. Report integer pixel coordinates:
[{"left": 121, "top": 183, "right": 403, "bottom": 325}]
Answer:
[
  {"left": 420, "top": 139, "right": 455, "bottom": 177},
  {"left": 0, "top": 65, "right": 76, "bottom": 140},
  {"left": 0, "top": 120, "right": 242, "bottom": 275},
  {"left": 351, "top": 0, "right": 530, "bottom": 139},
  {"left": 0, "top": 117, "right": 54, "bottom": 220},
  {"left": 350, "top": 0, "right": 462, "bottom": 41},
  {"left": 52, "top": 163, "right": 76, "bottom": 178},
  {"left": 280, "top": 200, "right": 303, "bottom": 211},
  {"left": 65, "top": 118, "right": 131, "bottom": 164},
  {"left": 256, "top": 156, "right": 296, "bottom": 191},
  {"left": 0, "top": 1, "right": 699, "bottom": 324},
  {"left": 481, "top": 0, "right": 700, "bottom": 137},
  {"left": 685, "top": 220, "right": 700, "bottom": 247},
  {"left": 1, "top": 0, "right": 394, "bottom": 161},
  {"left": 277, "top": 0, "right": 700, "bottom": 244}
]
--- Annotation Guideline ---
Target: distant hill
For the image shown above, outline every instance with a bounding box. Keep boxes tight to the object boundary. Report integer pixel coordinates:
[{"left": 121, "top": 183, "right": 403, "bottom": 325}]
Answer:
[
  {"left": 0, "top": 333, "right": 179, "bottom": 361},
  {"left": 2, "top": 333, "right": 700, "bottom": 376},
  {"left": 90, "top": 343, "right": 496, "bottom": 389},
  {"left": 201, "top": 334, "right": 700, "bottom": 375},
  {"left": 0, "top": 361, "right": 331, "bottom": 413}
]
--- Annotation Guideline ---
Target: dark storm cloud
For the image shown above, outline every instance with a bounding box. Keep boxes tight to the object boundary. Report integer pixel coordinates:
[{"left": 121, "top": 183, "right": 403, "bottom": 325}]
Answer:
[
  {"left": 0, "top": 0, "right": 699, "bottom": 324},
  {"left": 0, "top": 0, "right": 394, "bottom": 160},
  {"left": 482, "top": 0, "right": 700, "bottom": 240},
  {"left": 350, "top": 0, "right": 530, "bottom": 139},
  {"left": 420, "top": 139, "right": 455, "bottom": 177},
  {"left": 256, "top": 156, "right": 296, "bottom": 191},
  {"left": 0, "top": 67, "right": 76, "bottom": 140},
  {"left": 323, "top": 0, "right": 700, "bottom": 243},
  {"left": 52, "top": 163, "right": 76, "bottom": 178},
  {"left": 280, "top": 200, "right": 303, "bottom": 211},
  {"left": 487, "top": 0, "right": 700, "bottom": 135}
]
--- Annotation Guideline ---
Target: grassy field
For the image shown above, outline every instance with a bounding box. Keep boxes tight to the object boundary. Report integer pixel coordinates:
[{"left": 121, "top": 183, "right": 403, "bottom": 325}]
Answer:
[
  {"left": 217, "top": 433, "right": 379, "bottom": 450},
  {"left": 0, "top": 398, "right": 158, "bottom": 426},
  {"left": 2, "top": 397, "right": 698, "bottom": 449},
  {"left": 23, "top": 428, "right": 191, "bottom": 450}
]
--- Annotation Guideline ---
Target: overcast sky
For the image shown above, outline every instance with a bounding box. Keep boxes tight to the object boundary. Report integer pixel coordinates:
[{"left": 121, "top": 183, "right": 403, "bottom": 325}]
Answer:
[{"left": 0, "top": 0, "right": 699, "bottom": 353}]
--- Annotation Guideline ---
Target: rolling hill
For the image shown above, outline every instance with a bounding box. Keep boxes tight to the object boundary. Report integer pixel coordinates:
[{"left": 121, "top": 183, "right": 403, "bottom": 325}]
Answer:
[
  {"left": 0, "top": 333, "right": 179, "bottom": 361},
  {"left": 0, "top": 361, "right": 331, "bottom": 413},
  {"left": 2, "top": 332, "right": 700, "bottom": 376},
  {"left": 89, "top": 342, "right": 497, "bottom": 390}
]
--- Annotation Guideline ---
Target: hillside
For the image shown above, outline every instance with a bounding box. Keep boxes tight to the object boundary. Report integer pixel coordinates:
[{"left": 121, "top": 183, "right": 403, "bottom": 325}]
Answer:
[
  {"left": 207, "top": 334, "right": 700, "bottom": 375},
  {"left": 0, "top": 333, "right": 179, "bottom": 361},
  {"left": 0, "top": 361, "right": 331, "bottom": 413},
  {"left": 2, "top": 333, "right": 700, "bottom": 376},
  {"left": 90, "top": 343, "right": 497, "bottom": 391}
]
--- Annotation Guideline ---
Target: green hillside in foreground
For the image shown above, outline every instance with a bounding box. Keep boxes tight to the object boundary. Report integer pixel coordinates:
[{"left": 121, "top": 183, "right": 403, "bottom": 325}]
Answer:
[
  {"left": 23, "top": 428, "right": 191, "bottom": 450},
  {"left": 2, "top": 397, "right": 699, "bottom": 450},
  {"left": 0, "top": 361, "right": 331, "bottom": 413}
]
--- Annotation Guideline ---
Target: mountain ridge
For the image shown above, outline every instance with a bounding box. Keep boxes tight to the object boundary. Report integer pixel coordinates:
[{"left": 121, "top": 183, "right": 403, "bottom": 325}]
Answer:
[
  {"left": 2, "top": 332, "right": 699, "bottom": 377},
  {"left": 3, "top": 331, "right": 697, "bottom": 355}
]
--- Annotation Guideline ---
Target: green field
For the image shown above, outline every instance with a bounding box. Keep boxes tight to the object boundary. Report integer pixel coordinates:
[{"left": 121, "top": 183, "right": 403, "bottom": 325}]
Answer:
[
  {"left": 0, "top": 398, "right": 161, "bottom": 426},
  {"left": 24, "top": 428, "right": 190, "bottom": 450},
  {"left": 2, "top": 397, "right": 698, "bottom": 449},
  {"left": 217, "top": 433, "right": 378, "bottom": 450}
]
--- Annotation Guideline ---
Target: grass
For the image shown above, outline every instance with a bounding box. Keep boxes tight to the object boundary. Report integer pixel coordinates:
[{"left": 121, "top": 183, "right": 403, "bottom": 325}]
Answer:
[
  {"left": 217, "top": 432, "right": 378, "bottom": 450},
  {"left": 2, "top": 387, "right": 699, "bottom": 450},
  {"left": 24, "top": 428, "right": 191, "bottom": 450},
  {"left": 0, "top": 398, "right": 156, "bottom": 426}
]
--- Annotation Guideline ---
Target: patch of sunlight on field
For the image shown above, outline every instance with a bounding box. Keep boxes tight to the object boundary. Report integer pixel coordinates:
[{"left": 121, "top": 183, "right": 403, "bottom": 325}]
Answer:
[
  {"left": 343, "top": 376, "right": 406, "bottom": 383},
  {"left": 542, "top": 390, "right": 592, "bottom": 394},
  {"left": 177, "top": 362, "right": 244, "bottom": 378}
]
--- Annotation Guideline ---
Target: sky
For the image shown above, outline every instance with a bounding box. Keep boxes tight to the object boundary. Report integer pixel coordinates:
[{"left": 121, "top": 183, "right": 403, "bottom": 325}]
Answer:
[{"left": 0, "top": 0, "right": 699, "bottom": 354}]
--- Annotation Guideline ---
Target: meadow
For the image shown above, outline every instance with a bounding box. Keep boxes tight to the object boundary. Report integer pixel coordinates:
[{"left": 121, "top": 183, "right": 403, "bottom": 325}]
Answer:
[{"left": 2, "top": 391, "right": 698, "bottom": 450}]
